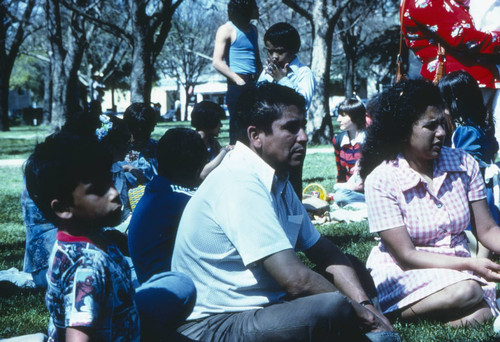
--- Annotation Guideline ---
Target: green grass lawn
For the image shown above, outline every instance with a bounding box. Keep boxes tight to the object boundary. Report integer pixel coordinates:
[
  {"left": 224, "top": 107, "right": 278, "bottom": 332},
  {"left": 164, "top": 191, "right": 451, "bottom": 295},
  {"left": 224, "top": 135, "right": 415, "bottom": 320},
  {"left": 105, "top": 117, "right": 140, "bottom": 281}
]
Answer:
[{"left": 1, "top": 123, "right": 500, "bottom": 340}]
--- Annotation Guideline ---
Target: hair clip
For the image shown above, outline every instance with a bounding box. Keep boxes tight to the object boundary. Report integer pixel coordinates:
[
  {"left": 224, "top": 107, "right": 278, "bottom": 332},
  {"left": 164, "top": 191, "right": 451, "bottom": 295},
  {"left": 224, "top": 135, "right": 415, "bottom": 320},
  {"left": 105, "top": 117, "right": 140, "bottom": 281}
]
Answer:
[{"left": 95, "top": 115, "right": 113, "bottom": 140}]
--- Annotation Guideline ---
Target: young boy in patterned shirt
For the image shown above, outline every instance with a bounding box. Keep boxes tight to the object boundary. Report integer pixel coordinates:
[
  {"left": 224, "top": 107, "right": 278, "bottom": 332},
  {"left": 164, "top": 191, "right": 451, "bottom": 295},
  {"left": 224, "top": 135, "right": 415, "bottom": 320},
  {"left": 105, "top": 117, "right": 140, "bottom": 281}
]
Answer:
[{"left": 25, "top": 131, "right": 140, "bottom": 342}]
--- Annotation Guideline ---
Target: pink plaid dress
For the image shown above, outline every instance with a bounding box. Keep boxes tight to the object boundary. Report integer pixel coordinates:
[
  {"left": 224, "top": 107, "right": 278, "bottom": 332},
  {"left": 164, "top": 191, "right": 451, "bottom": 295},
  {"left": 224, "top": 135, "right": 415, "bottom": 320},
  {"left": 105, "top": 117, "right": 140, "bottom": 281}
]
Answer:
[{"left": 365, "top": 147, "right": 497, "bottom": 314}]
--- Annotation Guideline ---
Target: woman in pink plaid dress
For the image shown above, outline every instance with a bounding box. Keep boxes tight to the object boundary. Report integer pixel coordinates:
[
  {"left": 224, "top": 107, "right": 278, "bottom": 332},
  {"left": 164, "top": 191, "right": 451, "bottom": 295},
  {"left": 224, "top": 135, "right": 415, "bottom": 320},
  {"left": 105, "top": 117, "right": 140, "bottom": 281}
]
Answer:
[{"left": 359, "top": 79, "right": 500, "bottom": 327}]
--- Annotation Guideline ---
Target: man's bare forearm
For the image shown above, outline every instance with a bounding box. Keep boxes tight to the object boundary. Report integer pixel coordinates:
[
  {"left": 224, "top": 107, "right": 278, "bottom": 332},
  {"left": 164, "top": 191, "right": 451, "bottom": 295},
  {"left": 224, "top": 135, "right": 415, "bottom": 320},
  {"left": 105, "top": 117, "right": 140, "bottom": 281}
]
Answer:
[{"left": 305, "top": 237, "right": 370, "bottom": 302}]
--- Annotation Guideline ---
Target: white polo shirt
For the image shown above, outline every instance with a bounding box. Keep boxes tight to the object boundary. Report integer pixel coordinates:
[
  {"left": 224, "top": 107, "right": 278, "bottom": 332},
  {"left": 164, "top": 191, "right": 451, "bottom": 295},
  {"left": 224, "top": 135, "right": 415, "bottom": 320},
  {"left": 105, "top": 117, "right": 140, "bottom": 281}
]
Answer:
[{"left": 171, "top": 142, "right": 320, "bottom": 320}]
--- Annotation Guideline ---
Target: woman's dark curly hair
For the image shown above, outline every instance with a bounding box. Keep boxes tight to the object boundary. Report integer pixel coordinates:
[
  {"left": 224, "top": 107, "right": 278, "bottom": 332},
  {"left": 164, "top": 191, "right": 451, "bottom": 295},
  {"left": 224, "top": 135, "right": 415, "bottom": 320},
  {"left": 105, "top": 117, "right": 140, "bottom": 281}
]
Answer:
[
  {"left": 359, "top": 79, "right": 443, "bottom": 180},
  {"left": 228, "top": 0, "right": 257, "bottom": 28}
]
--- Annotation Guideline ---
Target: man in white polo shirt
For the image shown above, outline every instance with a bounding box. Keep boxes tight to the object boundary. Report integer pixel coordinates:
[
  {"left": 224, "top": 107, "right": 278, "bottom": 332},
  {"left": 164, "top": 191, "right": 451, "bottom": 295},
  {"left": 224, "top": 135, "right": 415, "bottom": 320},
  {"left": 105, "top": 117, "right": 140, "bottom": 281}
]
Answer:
[{"left": 171, "top": 83, "right": 398, "bottom": 342}]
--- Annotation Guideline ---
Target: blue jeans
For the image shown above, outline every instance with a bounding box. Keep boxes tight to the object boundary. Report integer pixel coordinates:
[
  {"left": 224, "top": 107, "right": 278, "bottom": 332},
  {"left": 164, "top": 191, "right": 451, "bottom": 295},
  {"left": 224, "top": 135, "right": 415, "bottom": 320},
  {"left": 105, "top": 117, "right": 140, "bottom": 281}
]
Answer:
[
  {"left": 135, "top": 272, "right": 196, "bottom": 341},
  {"left": 226, "top": 82, "right": 255, "bottom": 144},
  {"left": 334, "top": 188, "right": 365, "bottom": 207}
]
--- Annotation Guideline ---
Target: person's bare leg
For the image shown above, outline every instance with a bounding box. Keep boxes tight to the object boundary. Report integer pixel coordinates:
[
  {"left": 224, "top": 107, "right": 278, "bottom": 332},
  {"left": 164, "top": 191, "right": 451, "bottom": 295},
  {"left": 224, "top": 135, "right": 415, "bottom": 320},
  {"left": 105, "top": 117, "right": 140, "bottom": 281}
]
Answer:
[
  {"left": 399, "top": 280, "right": 492, "bottom": 325},
  {"left": 446, "top": 301, "right": 491, "bottom": 327}
]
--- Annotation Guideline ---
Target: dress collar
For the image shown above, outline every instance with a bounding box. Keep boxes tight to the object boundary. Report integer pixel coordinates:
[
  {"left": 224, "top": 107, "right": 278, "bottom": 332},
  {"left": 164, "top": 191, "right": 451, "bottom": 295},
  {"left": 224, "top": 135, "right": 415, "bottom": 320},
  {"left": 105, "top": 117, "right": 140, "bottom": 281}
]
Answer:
[{"left": 395, "top": 147, "right": 464, "bottom": 192}]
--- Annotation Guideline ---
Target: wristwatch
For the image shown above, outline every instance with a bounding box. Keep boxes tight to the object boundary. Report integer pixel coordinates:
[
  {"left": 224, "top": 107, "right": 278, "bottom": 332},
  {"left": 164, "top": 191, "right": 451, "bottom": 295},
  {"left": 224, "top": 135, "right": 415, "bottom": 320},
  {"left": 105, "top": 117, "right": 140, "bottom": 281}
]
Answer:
[{"left": 359, "top": 299, "right": 373, "bottom": 307}]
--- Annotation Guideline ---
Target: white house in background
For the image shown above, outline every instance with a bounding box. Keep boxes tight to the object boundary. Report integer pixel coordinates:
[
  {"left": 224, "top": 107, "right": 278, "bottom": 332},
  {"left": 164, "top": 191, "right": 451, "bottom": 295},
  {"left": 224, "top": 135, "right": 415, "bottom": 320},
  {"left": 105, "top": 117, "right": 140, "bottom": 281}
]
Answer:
[{"left": 100, "top": 72, "right": 228, "bottom": 121}]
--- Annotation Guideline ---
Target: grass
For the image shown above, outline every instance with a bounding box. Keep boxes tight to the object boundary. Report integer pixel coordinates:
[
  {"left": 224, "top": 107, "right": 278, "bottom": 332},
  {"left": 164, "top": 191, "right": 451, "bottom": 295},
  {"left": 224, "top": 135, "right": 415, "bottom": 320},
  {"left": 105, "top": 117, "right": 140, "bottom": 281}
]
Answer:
[
  {"left": 0, "top": 164, "right": 49, "bottom": 337},
  {"left": 1, "top": 123, "right": 500, "bottom": 340}
]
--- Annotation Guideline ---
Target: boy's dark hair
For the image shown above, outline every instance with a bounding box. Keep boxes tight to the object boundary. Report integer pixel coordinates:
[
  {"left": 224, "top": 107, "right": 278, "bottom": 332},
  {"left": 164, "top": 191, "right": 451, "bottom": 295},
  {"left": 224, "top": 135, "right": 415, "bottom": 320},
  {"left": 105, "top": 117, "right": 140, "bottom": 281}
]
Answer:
[
  {"left": 123, "top": 103, "right": 157, "bottom": 141},
  {"left": 25, "top": 131, "right": 114, "bottom": 223},
  {"left": 233, "top": 82, "right": 306, "bottom": 145},
  {"left": 338, "top": 98, "right": 366, "bottom": 129},
  {"left": 264, "top": 22, "right": 301, "bottom": 54},
  {"left": 157, "top": 128, "right": 208, "bottom": 187},
  {"left": 228, "top": 0, "right": 257, "bottom": 28},
  {"left": 191, "top": 101, "right": 226, "bottom": 131}
]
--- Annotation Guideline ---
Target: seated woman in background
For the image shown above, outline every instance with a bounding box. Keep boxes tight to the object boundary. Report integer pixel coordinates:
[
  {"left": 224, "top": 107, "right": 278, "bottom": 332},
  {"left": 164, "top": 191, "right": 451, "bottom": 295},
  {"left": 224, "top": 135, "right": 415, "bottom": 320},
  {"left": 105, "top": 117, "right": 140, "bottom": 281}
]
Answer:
[
  {"left": 332, "top": 98, "right": 366, "bottom": 206},
  {"left": 360, "top": 79, "right": 500, "bottom": 327},
  {"left": 439, "top": 70, "right": 499, "bottom": 226}
]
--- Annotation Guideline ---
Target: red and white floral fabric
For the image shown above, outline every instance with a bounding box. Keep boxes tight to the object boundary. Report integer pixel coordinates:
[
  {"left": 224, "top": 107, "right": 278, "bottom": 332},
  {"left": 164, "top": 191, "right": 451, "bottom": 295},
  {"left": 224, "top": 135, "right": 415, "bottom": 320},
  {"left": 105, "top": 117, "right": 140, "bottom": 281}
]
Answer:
[{"left": 401, "top": 0, "right": 500, "bottom": 88}]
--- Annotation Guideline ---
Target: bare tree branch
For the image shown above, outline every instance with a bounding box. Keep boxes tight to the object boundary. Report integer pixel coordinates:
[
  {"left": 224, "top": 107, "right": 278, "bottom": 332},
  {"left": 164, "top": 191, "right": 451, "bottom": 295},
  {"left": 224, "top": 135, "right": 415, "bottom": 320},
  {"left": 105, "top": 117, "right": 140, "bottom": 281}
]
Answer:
[
  {"left": 7, "top": 0, "right": 36, "bottom": 67},
  {"left": 151, "top": 0, "right": 184, "bottom": 62},
  {"left": 60, "top": 0, "right": 133, "bottom": 42},
  {"left": 282, "top": 0, "right": 312, "bottom": 22}
]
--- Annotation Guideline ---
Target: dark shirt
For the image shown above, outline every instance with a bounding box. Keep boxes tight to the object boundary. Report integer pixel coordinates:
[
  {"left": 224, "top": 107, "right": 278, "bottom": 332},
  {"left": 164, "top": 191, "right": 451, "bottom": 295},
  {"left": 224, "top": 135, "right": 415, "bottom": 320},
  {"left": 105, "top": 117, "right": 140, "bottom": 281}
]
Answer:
[{"left": 127, "top": 175, "right": 195, "bottom": 284}]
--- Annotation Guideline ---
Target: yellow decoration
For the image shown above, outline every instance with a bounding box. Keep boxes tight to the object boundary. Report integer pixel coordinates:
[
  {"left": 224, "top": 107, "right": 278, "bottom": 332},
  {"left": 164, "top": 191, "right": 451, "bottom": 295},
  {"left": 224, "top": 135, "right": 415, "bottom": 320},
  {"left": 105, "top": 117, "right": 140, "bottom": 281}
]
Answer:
[
  {"left": 303, "top": 183, "right": 327, "bottom": 201},
  {"left": 128, "top": 185, "right": 146, "bottom": 212}
]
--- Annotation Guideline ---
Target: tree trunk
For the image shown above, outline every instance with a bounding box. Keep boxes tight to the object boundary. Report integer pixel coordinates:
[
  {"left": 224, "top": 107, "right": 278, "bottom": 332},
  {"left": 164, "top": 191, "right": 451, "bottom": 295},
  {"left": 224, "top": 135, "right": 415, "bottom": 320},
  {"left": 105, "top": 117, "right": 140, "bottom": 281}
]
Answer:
[
  {"left": 47, "top": 0, "right": 90, "bottom": 129},
  {"left": 0, "top": 0, "right": 35, "bottom": 131},
  {"left": 130, "top": 37, "right": 153, "bottom": 104},
  {"left": 129, "top": 0, "right": 153, "bottom": 104},
  {"left": 0, "top": 5, "right": 8, "bottom": 132},
  {"left": 46, "top": 0, "right": 66, "bottom": 129},
  {"left": 182, "top": 85, "right": 191, "bottom": 121},
  {"left": 344, "top": 54, "right": 355, "bottom": 98},
  {"left": 43, "top": 64, "right": 52, "bottom": 125},
  {"left": 50, "top": 57, "right": 67, "bottom": 129},
  {"left": 308, "top": 3, "right": 334, "bottom": 145},
  {"left": 0, "top": 72, "right": 10, "bottom": 132}
]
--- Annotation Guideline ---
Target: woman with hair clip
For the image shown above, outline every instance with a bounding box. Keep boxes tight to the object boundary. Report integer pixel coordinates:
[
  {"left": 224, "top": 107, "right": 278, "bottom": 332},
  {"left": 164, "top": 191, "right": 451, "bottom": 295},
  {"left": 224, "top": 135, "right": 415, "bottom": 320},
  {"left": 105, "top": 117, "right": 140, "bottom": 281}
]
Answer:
[{"left": 360, "top": 79, "right": 500, "bottom": 327}]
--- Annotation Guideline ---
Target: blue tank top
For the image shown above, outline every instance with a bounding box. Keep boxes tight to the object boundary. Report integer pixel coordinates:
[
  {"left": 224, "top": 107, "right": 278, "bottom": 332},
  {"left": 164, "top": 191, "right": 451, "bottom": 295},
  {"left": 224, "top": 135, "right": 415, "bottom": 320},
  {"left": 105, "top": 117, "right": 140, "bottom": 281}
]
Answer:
[{"left": 228, "top": 21, "right": 258, "bottom": 75}]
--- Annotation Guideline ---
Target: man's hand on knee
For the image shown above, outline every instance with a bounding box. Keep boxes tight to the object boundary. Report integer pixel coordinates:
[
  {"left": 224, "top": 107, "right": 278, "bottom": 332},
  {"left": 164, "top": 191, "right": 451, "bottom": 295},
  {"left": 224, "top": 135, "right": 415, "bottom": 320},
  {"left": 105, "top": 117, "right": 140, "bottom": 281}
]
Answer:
[{"left": 351, "top": 301, "right": 394, "bottom": 333}]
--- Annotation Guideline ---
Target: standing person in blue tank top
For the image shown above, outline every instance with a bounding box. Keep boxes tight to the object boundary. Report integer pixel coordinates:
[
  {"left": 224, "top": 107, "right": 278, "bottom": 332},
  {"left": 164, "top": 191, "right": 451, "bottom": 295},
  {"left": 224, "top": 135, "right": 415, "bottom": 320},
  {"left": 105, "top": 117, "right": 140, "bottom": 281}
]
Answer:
[{"left": 213, "top": 0, "right": 261, "bottom": 144}]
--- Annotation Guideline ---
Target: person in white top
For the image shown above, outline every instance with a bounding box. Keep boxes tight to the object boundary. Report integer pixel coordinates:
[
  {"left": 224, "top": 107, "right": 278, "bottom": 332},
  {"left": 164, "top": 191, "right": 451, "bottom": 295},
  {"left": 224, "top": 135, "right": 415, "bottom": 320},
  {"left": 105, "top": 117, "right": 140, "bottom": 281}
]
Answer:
[
  {"left": 258, "top": 22, "right": 316, "bottom": 200},
  {"left": 172, "top": 83, "right": 398, "bottom": 342},
  {"left": 258, "top": 22, "right": 316, "bottom": 110}
]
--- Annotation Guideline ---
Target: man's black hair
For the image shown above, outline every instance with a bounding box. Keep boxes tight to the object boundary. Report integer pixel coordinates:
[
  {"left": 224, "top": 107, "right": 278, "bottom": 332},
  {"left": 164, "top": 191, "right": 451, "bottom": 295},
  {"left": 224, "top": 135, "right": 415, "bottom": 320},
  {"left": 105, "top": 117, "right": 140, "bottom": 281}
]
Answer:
[
  {"left": 191, "top": 101, "right": 226, "bottom": 131},
  {"left": 123, "top": 103, "right": 157, "bottom": 140},
  {"left": 264, "top": 22, "right": 301, "bottom": 54},
  {"left": 24, "top": 131, "right": 114, "bottom": 224},
  {"left": 228, "top": 0, "right": 257, "bottom": 28},
  {"left": 157, "top": 128, "right": 208, "bottom": 187},
  {"left": 233, "top": 82, "right": 306, "bottom": 145}
]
